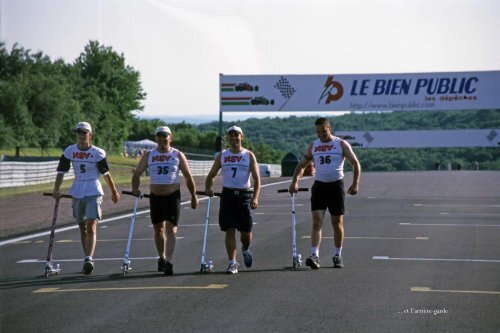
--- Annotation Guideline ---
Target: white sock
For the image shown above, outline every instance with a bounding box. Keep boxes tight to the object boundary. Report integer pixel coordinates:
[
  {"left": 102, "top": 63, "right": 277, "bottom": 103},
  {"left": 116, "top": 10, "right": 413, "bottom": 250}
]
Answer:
[
  {"left": 311, "top": 247, "right": 319, "bottom": 257},
  {"left": 85, "top": 256, "right": 93, "bottom": 261},
  {"left": 334, "top": 247, "right": 342, "bottom": 256}
]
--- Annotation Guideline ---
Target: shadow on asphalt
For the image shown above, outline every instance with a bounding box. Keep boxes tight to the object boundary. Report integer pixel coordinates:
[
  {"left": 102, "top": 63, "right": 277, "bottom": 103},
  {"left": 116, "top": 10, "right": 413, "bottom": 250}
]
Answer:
[{"left": 0, "top": 266, "right": 314, "bottom": 290}]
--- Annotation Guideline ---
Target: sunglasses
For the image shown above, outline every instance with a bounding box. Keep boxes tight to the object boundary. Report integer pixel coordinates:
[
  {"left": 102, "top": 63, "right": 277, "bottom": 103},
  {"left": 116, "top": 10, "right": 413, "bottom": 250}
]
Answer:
[
  {"left": 156, "top": 133, "right": 169, "bottom": 138},
  {"left": 76, "top": 129, "right": 89, "bottom": 134}
]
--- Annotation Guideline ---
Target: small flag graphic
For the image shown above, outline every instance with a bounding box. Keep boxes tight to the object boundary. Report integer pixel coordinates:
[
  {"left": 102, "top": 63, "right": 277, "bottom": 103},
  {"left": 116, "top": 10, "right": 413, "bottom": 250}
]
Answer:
[
  {"left": 363, "top": 132, "right": 374, "bottom": 143},
  {"left": 486, "top": 130, "right": 497, "bottom": 143},
  {"left": 274, "top": 76, "right": 296, "bottom": 99},
  {"left": 274, "top": 76, "right": 296, "bottom": 111}
]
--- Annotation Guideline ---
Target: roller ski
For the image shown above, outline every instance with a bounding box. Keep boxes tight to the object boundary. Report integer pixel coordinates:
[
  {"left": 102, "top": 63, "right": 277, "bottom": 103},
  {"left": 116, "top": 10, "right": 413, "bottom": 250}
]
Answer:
[
  {"left": 196, "top": 191, "right": 221, "bottom": 273},
  {"left": 278, "top": 187, "right": 308, "bottom": 270},
  {"left": 44, "top": 262, "right": 61, "bottom": 277},
  {"left": 121, "top": 191, "right": 148, "bottom": 276},
  {"left": 42, "top": 192, "right": 72, "bottom": 277}
]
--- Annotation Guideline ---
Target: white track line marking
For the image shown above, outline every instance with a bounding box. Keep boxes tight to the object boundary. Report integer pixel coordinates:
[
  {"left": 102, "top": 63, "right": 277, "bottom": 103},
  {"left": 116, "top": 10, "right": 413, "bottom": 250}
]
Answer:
[
  {"left": 18, "top": 256, "right": 160, "bottom": 263},
  {"left": 399, "top": 222, "right": 500, "bottom": 227},
  {"left": 414, "top": 203, "right": 500, "bottom": 208},
  {"left": 55, "top": 237, "right": 184, "bottom": 243},
  {"left": 302, "top": 236, "right": 429, "bottom": 240},
  {"left": 258, "top": 204, "right": 305, "bottom": 207},
  {"left": 411, "top": 287, "right": 500, "bottom": 295},
  {"left": 372, "top": 256, "right": 500, "bottom": 263},
  {"left": 438, "top": 212, "right": 500, "bottom": 217}
]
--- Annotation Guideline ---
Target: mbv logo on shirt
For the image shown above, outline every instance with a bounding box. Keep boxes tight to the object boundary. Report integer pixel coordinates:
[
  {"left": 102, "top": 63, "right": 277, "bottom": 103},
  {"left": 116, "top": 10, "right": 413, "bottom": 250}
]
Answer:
[
  {"left": 72, "top": 152, "right": 91, "bottom": 159},
  {"left": 314, "top": 145, "right": 335, "bottom": 152},
  {"left": 224, "top": 156, "right": 243, "bottom": 163},
  {"left": 152, "top": 155, "right": 172, "bottom": 162}
]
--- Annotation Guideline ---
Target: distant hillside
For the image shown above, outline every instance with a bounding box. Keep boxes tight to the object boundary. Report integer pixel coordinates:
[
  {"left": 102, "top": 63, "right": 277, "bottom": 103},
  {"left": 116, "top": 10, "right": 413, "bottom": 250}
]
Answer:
[{"left": 197, "top": 110, "right": 499, "bottom": 154}]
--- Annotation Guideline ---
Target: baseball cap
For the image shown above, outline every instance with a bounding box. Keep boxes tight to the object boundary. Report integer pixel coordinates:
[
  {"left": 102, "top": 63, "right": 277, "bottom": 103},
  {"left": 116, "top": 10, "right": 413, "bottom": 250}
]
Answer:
[
  {"left": 155, "top": 126, "right": 171, "bottom": 135},
  {"left": 76, "top": 122, "right": 92, "bottom": 133},
  {"left": 226, "top": 125, "right": 243, "bottom": 135}
]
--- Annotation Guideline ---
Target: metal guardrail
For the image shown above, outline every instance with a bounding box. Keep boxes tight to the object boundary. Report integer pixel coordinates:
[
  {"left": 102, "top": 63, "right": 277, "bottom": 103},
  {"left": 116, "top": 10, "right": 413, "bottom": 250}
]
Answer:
[
  {"left": 0, "top": 161, "right": 74, "bottom": 188},
  {"left": 184, "top": 160, "right": 281, "bottom": 177}
]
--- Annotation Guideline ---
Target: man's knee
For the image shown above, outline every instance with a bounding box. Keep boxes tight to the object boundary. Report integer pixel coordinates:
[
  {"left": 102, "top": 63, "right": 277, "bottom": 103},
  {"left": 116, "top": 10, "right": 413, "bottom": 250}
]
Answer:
[{"left": 165, "top": 222, "right": 177, "bottom": 235}]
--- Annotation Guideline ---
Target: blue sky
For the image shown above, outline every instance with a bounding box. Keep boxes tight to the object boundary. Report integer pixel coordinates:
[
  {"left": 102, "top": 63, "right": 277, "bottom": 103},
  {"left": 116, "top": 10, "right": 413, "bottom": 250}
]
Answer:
[{"left": 1, "top": 0, "right": 499, "bottom": 122}]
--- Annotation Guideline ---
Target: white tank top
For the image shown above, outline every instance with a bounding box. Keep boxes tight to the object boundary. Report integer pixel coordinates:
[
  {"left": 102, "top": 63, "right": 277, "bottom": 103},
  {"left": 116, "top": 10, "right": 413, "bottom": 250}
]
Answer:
[
  {"left": 62, "top": 144, "right": 106, "bottom": 198},
  {"left": 221, "top": 149, "right": 251, "bottom": 189},
  {"left": 148, "top": 148, "right": 180, "bottom": 184},
  {"left": 311, "top": 137, "right": 344, "bottom": 182}
]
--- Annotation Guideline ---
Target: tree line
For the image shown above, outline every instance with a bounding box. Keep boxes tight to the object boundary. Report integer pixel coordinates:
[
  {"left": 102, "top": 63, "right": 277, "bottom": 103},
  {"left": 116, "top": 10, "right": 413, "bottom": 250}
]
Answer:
[{"left": 1, "top": 41, "right": 144, "bottom": 152}]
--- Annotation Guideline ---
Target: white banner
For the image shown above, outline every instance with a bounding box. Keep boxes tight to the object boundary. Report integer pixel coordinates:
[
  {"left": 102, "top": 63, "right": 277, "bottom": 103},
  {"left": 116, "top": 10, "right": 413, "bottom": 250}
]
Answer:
[
  {"left": 220, "top": 71, "right": 500, "bottom": 112},
  {"left": 336, "top": 129, "right": 499, "bottom": 148}
]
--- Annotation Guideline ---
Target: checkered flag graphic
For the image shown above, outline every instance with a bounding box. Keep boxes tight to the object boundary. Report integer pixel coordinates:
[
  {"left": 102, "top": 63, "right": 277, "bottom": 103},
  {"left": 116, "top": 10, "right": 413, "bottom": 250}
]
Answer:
[
  {"left": 274, "top": 76, "right": 296, "bottom": 99},
  {"left": 363, "top": 131, "right": 374, "bottom": 143},
  {"left": 486, "top": 130, "right": 497, "bottom": 143}
]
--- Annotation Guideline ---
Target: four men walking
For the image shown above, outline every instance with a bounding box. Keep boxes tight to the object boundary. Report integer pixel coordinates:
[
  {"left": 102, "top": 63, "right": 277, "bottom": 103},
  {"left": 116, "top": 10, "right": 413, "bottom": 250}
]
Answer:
[{"left": 52, "top": 119, "right": 360, "bottom": 275}]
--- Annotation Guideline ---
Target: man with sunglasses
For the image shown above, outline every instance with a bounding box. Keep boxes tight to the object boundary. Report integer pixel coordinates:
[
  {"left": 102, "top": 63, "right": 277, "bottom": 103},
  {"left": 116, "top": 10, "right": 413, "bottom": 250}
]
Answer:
[
  {"left": 131, "top": 126, "right": 199, "bottom": 275},
  {"left": 52, "top": 122, "right": 120, "bottom": 275}
]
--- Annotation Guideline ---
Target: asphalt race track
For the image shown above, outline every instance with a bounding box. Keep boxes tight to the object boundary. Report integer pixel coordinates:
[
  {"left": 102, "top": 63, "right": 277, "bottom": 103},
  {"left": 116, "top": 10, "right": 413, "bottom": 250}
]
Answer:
[{"left": 1, "top": 171, "right": 499, "bottom": 333}]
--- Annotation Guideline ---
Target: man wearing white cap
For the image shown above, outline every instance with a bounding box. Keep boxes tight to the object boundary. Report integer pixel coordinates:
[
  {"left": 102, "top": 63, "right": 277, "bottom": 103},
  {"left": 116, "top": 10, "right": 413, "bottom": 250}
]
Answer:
[
  {"left": 205, "top": 125, "right": 261, "bottom": 274},
  {"left": 131, "top": 125, "right": 198, "bottom": 275},
  {"left": 53, "top": 122, "right": 121, "bottom": 275}
]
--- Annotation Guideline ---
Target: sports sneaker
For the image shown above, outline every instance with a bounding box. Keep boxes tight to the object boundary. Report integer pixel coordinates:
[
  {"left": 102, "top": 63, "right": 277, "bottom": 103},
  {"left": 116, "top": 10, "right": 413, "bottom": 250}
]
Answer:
[
  {"left": 305, "top": 255, "right": 320, "bottom": 269},
  {"left": 226, "top": 262, "right": 239, "bottom": 274},
  {"left": 164, "top": 261, "right": 173, "bottom": 276},
  {"left": 333, "top": 255, "right": 344, "bottom": 268},
  {"left": 158, "top": 258, "right": 166, "bottom": 272},
  {"left": 83, "top": 259, "right": 94, "bottom": 275},
  {"left": 243, "top": 250, "right": 253, "bottom": 268}
]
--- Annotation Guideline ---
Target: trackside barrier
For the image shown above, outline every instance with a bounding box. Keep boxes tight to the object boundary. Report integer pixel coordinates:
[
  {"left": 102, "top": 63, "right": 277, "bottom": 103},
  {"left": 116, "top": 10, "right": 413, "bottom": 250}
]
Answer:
[
  {"left": 187, "top": 160, "right": 214, "bottom": 176},
  {"left": 0, "top": 160, "right": 282, "bottom": 188},
  {"left": 183, "top": 161, "right": 281, "bottom": 177},
  {"left": 0, "top": 161, "right": 74, "bottom": 188}
]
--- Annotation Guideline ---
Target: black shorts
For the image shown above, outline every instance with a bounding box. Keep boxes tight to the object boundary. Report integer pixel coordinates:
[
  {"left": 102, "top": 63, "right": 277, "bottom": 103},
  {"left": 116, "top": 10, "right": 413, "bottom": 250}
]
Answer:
[
  {"left": 311, "top": 179, "right": 345, "bottom": 216},
  {"left": 219, "top": 188, "right": 253, "bottom": 232},
  {"left": 149, "top": 191, "right": 181, "bottom": 225}
]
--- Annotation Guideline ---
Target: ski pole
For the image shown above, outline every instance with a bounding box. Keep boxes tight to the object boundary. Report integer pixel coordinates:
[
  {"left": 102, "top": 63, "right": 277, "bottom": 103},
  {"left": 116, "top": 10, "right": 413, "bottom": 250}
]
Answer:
[
  {"left": 195, "top": 191, "right": 221, "bottom": 273},
  {"left": 120, "top": 191, "right": 149, "bottom": 276},
  {"left": 277, "top": 188, "right": 308, "bottom": 269},
  {"left": 42, "top": 192, "right": 72, "bottom": 277}
]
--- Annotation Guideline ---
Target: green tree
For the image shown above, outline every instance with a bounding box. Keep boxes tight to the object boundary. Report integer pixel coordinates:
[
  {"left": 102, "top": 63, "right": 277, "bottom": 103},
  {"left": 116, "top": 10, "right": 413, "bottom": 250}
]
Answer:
[{"left": 72, "top": 40, "right": 146, "bottom": 151}]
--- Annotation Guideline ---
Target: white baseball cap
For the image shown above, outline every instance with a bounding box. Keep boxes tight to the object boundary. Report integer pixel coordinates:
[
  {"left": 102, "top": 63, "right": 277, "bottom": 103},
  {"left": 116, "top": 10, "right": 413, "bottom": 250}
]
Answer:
[
  {"left": 76, "top": 122, "right": 92, "bottom": 133},
  {"left": 155, "top": 126, "right": 171, "bottom": 135},
  {"left": 226, "top": 125, "right": 243, "bottom": 135}
]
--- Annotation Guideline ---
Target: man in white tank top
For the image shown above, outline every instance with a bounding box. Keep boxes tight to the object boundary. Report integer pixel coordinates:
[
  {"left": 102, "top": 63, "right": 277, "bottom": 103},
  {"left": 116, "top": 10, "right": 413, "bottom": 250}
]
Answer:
[
  {"left": 53, "top": 122, "right": 120, "bottom": 275},
  {"left": 289, "top": 118, "right": 361, "bottom": 269},
  {"left": 205, "top": 125, "right": 261, "bottom": 274},
  {"left": 131, "top": 126, "right": 198, "bottom": 275}
]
